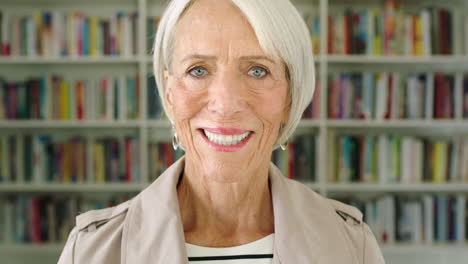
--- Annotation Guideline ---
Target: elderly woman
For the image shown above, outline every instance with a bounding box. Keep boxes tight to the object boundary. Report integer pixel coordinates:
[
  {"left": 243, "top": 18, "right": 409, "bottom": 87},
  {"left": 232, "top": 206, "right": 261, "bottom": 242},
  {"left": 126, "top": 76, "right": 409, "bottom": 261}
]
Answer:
[{"left": 58, "top": 0, "right": 384, "bottom": 263}]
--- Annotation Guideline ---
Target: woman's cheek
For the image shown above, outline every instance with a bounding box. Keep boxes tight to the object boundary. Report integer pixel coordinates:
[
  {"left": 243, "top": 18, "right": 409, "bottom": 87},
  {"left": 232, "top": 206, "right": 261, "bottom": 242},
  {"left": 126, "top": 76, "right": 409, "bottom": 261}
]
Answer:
[
  {"left": 249, "top": 89, "right": 287, "bottom": 124},
  {"left": 171, "top": 80, "right": 208, "bottom": 121}
]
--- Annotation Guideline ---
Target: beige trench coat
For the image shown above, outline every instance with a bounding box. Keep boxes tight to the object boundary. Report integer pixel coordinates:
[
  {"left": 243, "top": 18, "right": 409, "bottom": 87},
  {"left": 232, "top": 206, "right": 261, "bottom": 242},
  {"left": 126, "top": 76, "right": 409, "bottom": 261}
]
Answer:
[{"left": 57, "top": 157, "right": 385, "bottom": 264}]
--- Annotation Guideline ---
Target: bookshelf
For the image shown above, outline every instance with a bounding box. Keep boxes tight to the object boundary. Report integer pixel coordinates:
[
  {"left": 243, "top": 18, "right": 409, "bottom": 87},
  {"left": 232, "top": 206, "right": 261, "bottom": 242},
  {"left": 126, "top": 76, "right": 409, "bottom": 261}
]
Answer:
[
  {"left": 1, "top": 0, "right": 468, "bottom": 263},
  {"left": 0, "top": 183, "right": 147, "bottom": 193},
  {"left": 327, "top": 54, "right": 468, "bottom": 64},
  {"left": 0, "top": 57, "right": 141, "bottom": 64}
]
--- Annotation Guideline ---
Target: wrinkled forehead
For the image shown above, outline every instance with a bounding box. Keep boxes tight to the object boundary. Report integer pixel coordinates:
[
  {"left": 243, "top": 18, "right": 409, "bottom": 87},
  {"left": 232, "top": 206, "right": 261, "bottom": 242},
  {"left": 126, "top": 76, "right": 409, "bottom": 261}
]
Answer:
[{"left": 171, "top": 0, "right": 281, "bottom": 64}]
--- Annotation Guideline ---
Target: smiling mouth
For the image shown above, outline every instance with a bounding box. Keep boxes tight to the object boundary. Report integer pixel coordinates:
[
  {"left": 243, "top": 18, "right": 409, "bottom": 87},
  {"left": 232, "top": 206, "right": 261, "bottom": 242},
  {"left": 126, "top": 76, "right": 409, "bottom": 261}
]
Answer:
[{"left": 199, "top": 129, "right": 252, "bottom": 146}]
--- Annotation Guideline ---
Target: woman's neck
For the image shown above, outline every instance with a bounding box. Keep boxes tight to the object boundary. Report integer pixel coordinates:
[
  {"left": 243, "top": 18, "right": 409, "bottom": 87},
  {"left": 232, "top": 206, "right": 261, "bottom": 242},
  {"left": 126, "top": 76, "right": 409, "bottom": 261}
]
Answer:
[{"left": 177, "top": 159, "right": 274, "bottom": 247}]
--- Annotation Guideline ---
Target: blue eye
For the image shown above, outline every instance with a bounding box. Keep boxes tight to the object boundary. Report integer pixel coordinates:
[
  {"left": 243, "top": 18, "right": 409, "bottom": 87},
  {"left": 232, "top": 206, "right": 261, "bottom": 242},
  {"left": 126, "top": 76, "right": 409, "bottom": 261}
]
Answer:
[
  {"left": 248, "top": 67, "right": 268, "bottom": 78},
  {"left": 189, "top": 67, "right": 207, "bottom": 77}
]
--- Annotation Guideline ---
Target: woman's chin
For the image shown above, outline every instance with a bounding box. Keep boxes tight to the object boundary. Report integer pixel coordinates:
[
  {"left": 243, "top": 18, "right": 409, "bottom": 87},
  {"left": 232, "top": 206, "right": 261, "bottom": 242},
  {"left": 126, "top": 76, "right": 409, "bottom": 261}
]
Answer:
[{"left": 194, "top": 146, "right": 251, "bottom": 179}]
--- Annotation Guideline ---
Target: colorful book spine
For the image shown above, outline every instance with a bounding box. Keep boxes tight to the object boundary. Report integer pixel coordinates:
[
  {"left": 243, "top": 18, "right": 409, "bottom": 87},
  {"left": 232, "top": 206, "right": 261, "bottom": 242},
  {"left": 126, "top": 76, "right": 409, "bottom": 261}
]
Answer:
[
  {"left": 342, "top": 194, "right": 467, "bottom": 244},
  {"left": 333, "top": 135, "right": 468, "bottom": 184},
  {"left": 327, "top": 1, "right": 456, "bottom": 56},
  {"left": 124, "top": 137, "right": 132, "bottom": 182},
  {"left": 328, "top": 71, "right": 458, "bottom": 120},
  {"left": 272, "top": 135, "right": 316, "bottom": 181},
  {"left": 0, "top": 134, "right": 141, "bottom": 184},
  {"left": 0, "top": 195, "right": 133, "bottom": 244},
  {"left": 302, "top": 79, "right": 320, "bottom": 119},
  {"left": 0, "top": 74, "right": 140, "bottom": 121},
  {"left": 0, "top": 11, "right": 139, "bottom": 57},
  {"left": 464, "top": 74, "right": 468, "bottom": 118}
]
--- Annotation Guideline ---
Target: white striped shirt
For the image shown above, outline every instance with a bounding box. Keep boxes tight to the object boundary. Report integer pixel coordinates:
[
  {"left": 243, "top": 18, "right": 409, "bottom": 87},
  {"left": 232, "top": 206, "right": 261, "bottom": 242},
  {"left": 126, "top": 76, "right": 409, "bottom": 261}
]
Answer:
[{"left": 186, "top": 234, "right": 274, "bottom": 264}]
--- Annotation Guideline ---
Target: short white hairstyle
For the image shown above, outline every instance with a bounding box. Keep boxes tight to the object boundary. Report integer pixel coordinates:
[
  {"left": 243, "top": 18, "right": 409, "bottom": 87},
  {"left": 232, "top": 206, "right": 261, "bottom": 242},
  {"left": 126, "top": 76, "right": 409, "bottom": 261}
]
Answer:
[{"left": 153, "top": 0, "right": 315, "bottom": 148}]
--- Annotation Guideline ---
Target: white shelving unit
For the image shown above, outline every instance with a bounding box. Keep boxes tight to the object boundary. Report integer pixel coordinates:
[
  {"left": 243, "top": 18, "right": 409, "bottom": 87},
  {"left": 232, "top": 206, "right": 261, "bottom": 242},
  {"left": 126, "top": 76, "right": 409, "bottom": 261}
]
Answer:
[
  {"left": 1, "top": 0, "right": 468, "bottom": 263},
  {"left": 0, "top": 183, "right": 147, "bottom": 193},
  {"left": 327, "top": 54, "right": 468, "bottom": 64},
  {"left": 0, "top": 56, "right": 141, "bottom": 64}
]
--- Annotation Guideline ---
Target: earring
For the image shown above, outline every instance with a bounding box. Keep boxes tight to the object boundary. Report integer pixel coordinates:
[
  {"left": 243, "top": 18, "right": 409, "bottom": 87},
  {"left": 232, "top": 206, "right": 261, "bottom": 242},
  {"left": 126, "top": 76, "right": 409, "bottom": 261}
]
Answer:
[
  {"left": 172, "top": 129, "right": 180, "bottom": 150},
  {"left": 278, "top": 124, "right": 288, "bottom": 151},
  {"left": 280, "top": 140, "right": 288, "bottom": 151}
]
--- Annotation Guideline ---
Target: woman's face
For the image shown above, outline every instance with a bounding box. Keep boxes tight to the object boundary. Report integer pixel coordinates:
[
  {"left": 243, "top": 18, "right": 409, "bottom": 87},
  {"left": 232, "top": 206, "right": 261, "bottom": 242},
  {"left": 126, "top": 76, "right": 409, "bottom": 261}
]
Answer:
[{"left": 165, "top": 0, "right": 289, "bottom": 182}]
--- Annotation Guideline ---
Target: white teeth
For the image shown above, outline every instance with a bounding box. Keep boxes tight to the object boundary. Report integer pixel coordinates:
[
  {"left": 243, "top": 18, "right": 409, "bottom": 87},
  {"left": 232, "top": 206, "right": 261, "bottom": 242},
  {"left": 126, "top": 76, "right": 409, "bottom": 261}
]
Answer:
[{"left": 203, "top": 130, "right": 250, "bottom": 146}]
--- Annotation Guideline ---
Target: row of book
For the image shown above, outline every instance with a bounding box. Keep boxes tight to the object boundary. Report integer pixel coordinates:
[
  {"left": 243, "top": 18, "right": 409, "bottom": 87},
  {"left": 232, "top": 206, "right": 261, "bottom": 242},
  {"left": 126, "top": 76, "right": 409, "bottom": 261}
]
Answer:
[
  {"left": 0, "top": 11, "right": 139, "bottom": 57},
  {"left": 146, "top": 17, "right": 161, "bottom": 56},
  {"left": 331, "top": 134, "right": 468, "bottom": 184},
  {"left": 147, "top": 75, "right": 164, "bottom": 120},
  {"left": 345, "top": 194, "right": 467, "bottom": 244},
  {"left": 148, "top": 142, "right": 185, "bottom": 182},
  {"left": 301, "top": 79, "right": 320, "bottom": 119},
  {"left": 0, "top": 74, "right": 141, "bottom": 121},
  {"left": 2, "top": 4, "right": 467, "bottom": 58},
  {"left": 328, "top": 0, "right": 462, "bottom": 55},
  {"left": 0, "top": 134, "right": 140, "bottom": 184},
  {"left": 303, "top": 12, "right": 320, "bottom": 55},
  {"left": 328, "top": 72, "right": 468, "bottom": 120},
  {"left": 0, "top": 195, "right": 132, "bottom": 244},
  {"left": 272, "top": 135, "right": 316, "bottom": 181},
  {"left": 0, "top": 9, "right": 324, "bottom": 58}
]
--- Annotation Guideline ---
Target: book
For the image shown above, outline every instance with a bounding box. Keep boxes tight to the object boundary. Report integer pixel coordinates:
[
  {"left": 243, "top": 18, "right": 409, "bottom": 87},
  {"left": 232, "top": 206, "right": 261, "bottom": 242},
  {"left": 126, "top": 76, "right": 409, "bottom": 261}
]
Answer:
[
  {"left": 422, "top": 195, "right": 434, "bottom": 244},
  {"left": 456, "top": 195, "right": 466, "bottom": 242},
  {"left": 436, "top": 195, "right": 448, "bottom": 241},
  {"left": 406, "top": 74, "right": 425, "bottom": 119},
  {"left": 463, "top": 74, "right": 468, "bottom": 118}
]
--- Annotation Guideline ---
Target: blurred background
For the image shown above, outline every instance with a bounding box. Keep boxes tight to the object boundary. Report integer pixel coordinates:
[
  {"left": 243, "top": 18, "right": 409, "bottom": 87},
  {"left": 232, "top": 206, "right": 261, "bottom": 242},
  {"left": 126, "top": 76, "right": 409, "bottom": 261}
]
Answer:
[{"left": 1, "top": 0, "right": 468, "bottom": 263}]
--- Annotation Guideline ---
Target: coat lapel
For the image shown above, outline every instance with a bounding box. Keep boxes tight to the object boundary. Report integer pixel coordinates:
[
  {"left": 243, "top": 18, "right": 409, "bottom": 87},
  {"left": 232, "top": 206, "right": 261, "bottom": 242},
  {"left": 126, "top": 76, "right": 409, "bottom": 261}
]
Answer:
[
  {"left": 124, "top": 157, "right": 188, "bottom": 264},
  {"left": 269, "top": 163, "right": 357, "bottom": 263},
  {"left": 269, "top": 162, "right": 319, "bottom": 264}
]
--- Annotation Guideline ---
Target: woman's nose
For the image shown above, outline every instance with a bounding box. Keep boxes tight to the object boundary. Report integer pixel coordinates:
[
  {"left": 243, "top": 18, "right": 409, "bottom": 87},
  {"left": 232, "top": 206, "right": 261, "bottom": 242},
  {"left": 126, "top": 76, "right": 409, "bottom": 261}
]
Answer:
[{"left": 206, "top": 71, "right": 246, "bottom": 118}]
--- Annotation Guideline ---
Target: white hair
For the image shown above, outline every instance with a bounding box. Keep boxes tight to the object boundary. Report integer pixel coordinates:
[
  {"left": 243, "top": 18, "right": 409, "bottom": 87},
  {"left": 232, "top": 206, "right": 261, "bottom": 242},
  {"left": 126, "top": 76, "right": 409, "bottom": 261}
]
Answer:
[{"left": 153, "top": 0, "right": 315, "bottom": 148}]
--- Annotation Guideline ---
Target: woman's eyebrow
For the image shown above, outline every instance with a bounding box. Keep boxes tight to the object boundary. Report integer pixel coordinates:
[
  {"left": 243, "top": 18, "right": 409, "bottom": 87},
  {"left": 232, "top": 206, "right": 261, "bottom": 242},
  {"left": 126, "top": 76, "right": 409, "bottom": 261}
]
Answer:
[
  {"left": 239, "top": 55, "right": 276, "bottom": 64},
  {"left": 180, "top": 54, "right": 276, "bottom": 64},
  {"left": 180, "top": 54, "right": 217, "bottom": 62}
]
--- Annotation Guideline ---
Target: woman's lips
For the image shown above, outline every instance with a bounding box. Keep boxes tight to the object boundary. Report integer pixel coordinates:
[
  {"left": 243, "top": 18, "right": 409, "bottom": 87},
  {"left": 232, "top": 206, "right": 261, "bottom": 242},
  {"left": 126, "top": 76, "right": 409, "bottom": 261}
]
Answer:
[
  {"left": 201, "top": 127, "right": 251, "bottom": 135},
  {"left": 198, "top": 128, "right": 253, "bottom": 152}
]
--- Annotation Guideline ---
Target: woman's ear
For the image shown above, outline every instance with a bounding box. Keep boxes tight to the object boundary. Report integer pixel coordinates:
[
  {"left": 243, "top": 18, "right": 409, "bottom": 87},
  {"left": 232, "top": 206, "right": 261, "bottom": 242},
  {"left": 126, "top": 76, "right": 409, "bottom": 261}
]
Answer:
[
  {"left": 163, "top": 70, "right": 174, "bottom": 120},
  {"left": 163, "top": 69, "right": 170, "bottom": 87},
  {"left": 281, "top": 94, "right": 292, "bottom": 124}
]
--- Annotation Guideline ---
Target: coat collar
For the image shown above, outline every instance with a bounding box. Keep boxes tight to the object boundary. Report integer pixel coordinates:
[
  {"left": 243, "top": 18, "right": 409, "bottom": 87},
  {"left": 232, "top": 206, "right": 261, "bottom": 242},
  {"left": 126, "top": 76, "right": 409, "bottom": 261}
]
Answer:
[{"left": 124, "top": 156, "right": 355, "bottom": 264}]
